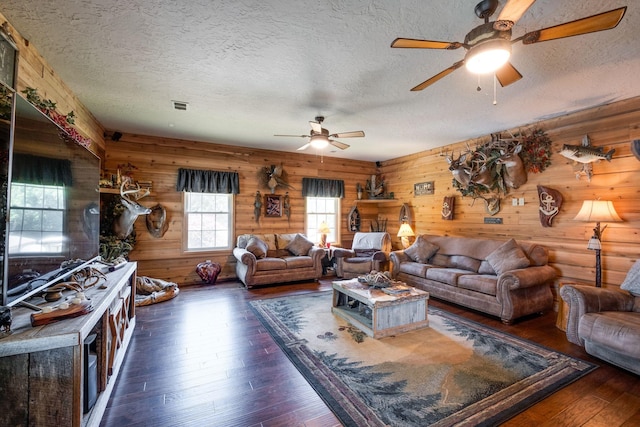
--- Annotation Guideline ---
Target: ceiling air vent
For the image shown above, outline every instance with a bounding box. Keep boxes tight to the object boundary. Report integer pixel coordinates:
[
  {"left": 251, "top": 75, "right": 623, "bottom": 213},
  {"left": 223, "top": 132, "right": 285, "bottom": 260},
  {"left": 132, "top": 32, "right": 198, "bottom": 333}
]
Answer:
[{"left": 172, "top": 100, "right": 188, "bottom": 111}]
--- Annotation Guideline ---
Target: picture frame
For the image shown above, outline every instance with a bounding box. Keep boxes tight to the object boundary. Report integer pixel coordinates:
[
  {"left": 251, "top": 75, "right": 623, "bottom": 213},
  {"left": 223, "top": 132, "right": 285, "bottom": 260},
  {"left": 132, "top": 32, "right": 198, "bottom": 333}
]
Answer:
[
  {"left": 265, "top": 194, "right": 283, "bottom": 217},
  {"left": 0, "top": 28, "right": 17, "bottom": 89},
  {"left": 414, "top": 181, "right": 434, "bottom": 196}
]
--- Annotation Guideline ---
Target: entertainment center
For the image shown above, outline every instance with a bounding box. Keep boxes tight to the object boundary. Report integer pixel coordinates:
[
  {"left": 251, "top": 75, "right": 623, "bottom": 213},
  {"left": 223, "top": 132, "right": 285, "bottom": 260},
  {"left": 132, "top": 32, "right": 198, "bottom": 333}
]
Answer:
[{"left": 0, "top": 262, "right": 136, "bottom": 426}]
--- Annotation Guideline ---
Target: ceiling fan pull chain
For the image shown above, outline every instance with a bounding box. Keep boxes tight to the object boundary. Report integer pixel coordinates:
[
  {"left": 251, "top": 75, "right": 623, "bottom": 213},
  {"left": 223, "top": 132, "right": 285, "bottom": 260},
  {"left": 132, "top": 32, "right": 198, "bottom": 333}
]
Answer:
[
  {"left": 477, "top": 74, "right": 482, "bottom": 92},
  {"left": 493, "top": 74, "right": 498, "bottom": 105}
]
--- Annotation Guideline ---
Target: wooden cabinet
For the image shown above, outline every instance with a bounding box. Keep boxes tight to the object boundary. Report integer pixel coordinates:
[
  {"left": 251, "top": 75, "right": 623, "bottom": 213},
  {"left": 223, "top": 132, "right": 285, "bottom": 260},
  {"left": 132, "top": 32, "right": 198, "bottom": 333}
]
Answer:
[{"left": 0, "top": 262, "right": 137, "bottom": 427}]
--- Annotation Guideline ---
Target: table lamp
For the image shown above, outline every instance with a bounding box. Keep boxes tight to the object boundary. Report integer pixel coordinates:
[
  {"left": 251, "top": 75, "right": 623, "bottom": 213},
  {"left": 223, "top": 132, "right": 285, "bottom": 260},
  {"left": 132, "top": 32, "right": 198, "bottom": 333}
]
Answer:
[
  {"left": 573, "top": 200, "right": 622, "bottom": 287},
  {"left": 397, "top": 223, "right": 415, "bottom": 249},
  {"left": 318, "top": 222, "right": 330, "bottom": 248}
]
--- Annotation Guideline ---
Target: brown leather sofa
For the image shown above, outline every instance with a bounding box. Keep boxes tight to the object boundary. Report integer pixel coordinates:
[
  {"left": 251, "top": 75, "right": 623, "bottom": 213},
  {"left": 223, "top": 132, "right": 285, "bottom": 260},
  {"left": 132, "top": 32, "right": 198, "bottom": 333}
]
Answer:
[
  {"left": 560, "top": 284, "right": 640, "bottom": 375},
  {"left": 390, "top": 234, "right": 556, "bottom": 324},
  {"left": 233, "top": 233, "right": 324, "bottom": 288}
]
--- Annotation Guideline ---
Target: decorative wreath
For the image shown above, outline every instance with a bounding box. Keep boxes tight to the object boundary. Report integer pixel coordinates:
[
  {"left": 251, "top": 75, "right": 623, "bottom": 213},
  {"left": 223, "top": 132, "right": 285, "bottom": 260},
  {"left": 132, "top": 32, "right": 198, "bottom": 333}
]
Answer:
[{"left": 519, "top": 128, "right": 553, "bottom": 174}]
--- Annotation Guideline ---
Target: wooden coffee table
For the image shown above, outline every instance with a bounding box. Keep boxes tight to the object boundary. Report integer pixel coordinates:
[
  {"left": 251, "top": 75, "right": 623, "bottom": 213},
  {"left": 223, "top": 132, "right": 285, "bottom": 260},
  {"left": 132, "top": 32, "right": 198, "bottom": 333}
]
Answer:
[{"left": 332, "top": 279, "right": 429, "bottom": 339}]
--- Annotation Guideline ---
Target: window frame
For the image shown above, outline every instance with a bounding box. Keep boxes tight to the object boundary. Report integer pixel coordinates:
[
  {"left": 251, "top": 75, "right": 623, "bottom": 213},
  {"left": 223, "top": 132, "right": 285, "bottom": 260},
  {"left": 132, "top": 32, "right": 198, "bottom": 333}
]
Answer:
[
  {"left": 305, "top": 196, "right": 340, "bottom": 246},
  {"left": 183, "top": 192, "right": 234, "bottom": 252}
]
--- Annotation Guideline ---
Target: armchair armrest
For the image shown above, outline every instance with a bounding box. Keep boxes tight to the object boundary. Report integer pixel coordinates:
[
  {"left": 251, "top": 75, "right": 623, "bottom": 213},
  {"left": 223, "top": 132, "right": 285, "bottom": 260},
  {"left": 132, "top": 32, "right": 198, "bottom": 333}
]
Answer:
[
  {"left": 333, "top": 248, "right": 355, "bottom": 259},
  {"left": 371, "top": 251, "right": 387, "bottom": 262},
  {"left": 560, "top": 285, "right": 636, "bottom": 346}
]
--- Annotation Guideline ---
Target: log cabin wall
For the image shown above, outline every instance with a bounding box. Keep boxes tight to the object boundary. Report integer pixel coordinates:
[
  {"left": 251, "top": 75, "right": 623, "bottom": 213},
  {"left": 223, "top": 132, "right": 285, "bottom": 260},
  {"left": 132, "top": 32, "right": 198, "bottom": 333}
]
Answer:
[
  {"left": 102, "top": 133, "right": 378, "bottom": 284},
  {"left": 379, "top": 96, "right": 640, "bottom": 294},
  {"left": 0, "top": 11, "right": 105, "bottom": 157}
]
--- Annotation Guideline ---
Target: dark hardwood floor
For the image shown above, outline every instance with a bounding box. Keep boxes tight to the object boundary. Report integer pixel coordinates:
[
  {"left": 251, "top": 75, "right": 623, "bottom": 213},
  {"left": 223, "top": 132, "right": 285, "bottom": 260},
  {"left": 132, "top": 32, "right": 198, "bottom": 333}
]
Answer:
[{"left": 100, "top": 278, "right": 640, "bottom": 427}]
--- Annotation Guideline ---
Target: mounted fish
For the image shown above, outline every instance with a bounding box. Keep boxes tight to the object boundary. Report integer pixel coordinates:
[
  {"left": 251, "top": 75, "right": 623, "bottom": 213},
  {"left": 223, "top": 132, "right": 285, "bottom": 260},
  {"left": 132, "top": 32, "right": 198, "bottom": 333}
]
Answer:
[{"left": 559, "top": 135, "right": 615, "bottom": 181}]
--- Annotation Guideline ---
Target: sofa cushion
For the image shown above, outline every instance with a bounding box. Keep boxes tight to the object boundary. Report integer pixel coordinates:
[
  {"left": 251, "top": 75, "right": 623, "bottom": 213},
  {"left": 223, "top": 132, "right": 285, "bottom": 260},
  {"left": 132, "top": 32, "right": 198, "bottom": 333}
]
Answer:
[
  {"left": 404, "top": 236, "right": 439, "bottom": 263},
  {"left": 430, "top": 254, "right": 453, "bottom": 268},
  {"left": 458, "top": 274, "right": 498, "bottom": 296},
  {"left": 579, "top": 311, "right": 640, "bottom": 357},
  {"left": 621, "top": 260, "right": 640, "bottom": 297},
  {"left": 425, "top": 268, "right": 473, "bottom": 286},
  {"left": 276, "top": 233, "right": 298, "bottom": 250},
  {"left": 486, "top": 239, "right": 530, "bottom": 275},
  {"left": 246, "top": 237, "right": 269, "bottom": 259},
  {"left": 284, "top": 256, "right": 314, "bottom": 269},
  {"left": 255, "top": 257, "right": 287, "bottom": 271},
  {"left": 286, "top": 233, "right": 314, "bottom": 256},
  {"left": 450, "top": 255, "right": 481, "bottom": 272},
  {"left": 399, "top": 262, "right": 429, "bottom": 278},
  {"left": 478, "top": 260, "right": 496, "bottom": 275}
]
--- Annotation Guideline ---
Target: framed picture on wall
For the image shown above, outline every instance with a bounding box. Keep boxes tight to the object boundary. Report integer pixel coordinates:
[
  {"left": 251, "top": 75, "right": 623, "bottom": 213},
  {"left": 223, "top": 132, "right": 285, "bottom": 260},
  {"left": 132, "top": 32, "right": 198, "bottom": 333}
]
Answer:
[
  {"left": 0, "top": 29, "right": 17, "bottom": 89},
  {"left": 265, "top": 194, "right": 283, "bottom": 217}
]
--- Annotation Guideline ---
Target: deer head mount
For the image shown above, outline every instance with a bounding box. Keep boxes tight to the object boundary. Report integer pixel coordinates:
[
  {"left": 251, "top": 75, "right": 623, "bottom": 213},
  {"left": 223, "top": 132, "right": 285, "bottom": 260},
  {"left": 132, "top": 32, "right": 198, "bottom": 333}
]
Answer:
[{"left": 113, "top": 179, "right": 152, "bottom": 239}]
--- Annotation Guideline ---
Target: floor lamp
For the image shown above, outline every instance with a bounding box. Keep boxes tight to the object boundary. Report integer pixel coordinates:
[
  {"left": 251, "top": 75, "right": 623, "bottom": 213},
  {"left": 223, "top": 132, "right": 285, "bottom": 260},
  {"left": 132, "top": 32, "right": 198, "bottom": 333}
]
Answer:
[{"left": 573, "top": 200, "right": 622, "bottom": 287}]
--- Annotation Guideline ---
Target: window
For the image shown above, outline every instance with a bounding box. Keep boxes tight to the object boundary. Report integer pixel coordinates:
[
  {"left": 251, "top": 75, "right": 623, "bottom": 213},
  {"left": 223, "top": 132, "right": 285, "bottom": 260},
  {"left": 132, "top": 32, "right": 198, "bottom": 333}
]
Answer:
[
  {"left": 184, "top": 192, "right": 233, "bottom": 251},
  {"left": 306, "top": 197, "right": 340, "bottom": 245},
  {"left": 9, "top": 183, "right": 66, "bottom": 254}
]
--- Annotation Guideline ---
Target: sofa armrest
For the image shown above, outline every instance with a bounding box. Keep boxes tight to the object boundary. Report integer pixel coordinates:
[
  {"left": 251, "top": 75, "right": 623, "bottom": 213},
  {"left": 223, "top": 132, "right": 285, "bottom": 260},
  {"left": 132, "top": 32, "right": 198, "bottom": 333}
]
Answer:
[
  {"left": 560, "top": 284, "right": 636, "bottom": 346},
  {"left": 233, "top": 247, "right": 257, "bottom": 276},
  {"left": 497, "top": 265, "right": 556, "bottom": 290},
  {"left": 389, "top": 251, "right": 409, "bottom": 278},
  {"left": 308, "top": 247, "right": 326, "bottom": 266}
]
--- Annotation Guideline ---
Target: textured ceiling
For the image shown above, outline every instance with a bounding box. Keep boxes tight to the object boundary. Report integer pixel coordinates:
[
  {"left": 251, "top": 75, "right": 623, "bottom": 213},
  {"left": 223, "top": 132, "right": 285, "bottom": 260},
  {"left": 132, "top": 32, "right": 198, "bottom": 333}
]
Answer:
[{"left": 1, "top": 0, "right": 639, "bottom": 162}]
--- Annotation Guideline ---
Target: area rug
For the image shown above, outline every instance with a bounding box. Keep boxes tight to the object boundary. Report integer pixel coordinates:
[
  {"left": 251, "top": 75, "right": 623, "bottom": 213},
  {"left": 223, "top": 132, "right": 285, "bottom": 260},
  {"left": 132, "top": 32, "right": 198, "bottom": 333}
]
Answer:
[{"left": 249, "top": 292, "right": 596, "bottom": 427}]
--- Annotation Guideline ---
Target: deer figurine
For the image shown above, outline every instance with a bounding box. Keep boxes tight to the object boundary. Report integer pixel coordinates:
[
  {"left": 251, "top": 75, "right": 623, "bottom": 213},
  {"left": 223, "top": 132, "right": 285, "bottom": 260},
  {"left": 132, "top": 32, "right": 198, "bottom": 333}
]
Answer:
[{"left": 114, "top": 180, "right": 152, "bottom": 239}]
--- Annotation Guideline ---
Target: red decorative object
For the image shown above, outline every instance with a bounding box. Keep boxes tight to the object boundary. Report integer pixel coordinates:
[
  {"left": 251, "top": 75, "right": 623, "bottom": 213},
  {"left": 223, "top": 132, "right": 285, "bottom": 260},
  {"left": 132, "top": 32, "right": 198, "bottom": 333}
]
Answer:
[{"left": 196, "top": 260, "right": 221, "bottom": 285}]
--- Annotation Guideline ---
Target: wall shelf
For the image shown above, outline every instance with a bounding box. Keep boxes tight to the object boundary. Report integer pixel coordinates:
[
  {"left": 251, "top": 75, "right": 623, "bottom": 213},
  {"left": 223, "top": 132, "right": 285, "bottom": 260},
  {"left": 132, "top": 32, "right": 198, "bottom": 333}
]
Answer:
[{"left": 354, "top": 199, "right": 401, "bottom": 205}]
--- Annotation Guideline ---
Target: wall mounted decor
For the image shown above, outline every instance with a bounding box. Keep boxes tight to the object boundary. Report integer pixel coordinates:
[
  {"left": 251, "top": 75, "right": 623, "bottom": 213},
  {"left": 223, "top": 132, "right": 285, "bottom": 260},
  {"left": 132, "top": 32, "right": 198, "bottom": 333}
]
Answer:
[
  {"left": 348, "top": 205, "right": 361, "bottom": 232},
  {"left": 265, "top": 194, "right": 283, "bottom": 217},
  {"left": 537, "top": 185, "right": 563, "bottom": 227},
  {"left": 254, "top": 191, "right": 262, "bottom": 224},
  {"left": 559, "top": 135, "right": 615, "bottom": 181},
  {"left": 283, "top": 192, "right": 291, "bottom": 222},
  {"left": 442, "top": 196, "right": 455, "bottom": 220},
  {"left": 146, "top": 203, "right": 169, "bottom": 238},
  {"left": 398, "top": 203, "right": 412, "bottom": 225},
  {"left": 414, "top": 181, "right": 434, "bottom": 196},
  {"left": 259, "top": 163, "right": 295, "bottom": 194}
]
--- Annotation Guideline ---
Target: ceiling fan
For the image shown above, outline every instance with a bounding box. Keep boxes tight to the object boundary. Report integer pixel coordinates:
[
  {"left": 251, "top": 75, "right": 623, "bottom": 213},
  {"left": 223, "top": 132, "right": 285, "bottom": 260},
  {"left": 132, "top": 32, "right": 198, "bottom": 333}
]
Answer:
[
  {"left": 391, "top": 0, "right": 627, "bottom": 91},
  {"left": 275, "top": 116, "right": 365, "bottom": 151}
]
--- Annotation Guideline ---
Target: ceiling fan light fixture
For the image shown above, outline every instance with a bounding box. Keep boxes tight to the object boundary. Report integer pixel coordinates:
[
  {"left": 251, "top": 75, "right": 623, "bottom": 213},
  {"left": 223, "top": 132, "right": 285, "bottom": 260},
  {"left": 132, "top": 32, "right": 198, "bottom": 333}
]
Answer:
[
  {"left": 464, "top": 38, "right": 511, "bottom": 74},
  {"left": 310, "top": 134, "right": 329, "bottom": 149}
]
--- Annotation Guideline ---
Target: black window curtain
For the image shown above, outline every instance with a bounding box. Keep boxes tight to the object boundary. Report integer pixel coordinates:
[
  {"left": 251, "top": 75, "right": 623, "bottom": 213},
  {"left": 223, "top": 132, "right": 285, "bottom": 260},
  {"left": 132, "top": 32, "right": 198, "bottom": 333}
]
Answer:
[
  {"left": 302, "top": 178, "right": 345, "bottom": 198},
  {"left": 12, "top": 154, "right": 73, "bottom": 186},
  {"left": 176, "top": 168, "right": 239, "bottom": 194}
]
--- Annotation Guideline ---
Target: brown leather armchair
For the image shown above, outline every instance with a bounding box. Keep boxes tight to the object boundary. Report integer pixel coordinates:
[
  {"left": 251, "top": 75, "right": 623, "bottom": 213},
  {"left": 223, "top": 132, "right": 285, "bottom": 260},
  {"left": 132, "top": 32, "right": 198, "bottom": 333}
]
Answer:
[
  {"left": 333, "top": 232, "right": 391, "bottom": 279},
  {"left": 560, "top": 284, "right": 640, "bottom": 375}
]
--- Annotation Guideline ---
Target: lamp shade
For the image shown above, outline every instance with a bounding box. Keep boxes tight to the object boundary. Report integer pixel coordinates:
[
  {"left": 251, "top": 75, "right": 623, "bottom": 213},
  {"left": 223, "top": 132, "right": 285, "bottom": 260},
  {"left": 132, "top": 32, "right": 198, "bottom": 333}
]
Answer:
[
  {"left": 318, "top": 222, "right": 330, "bottom": 234},
  {"left": 310, "top": 134, "right": 329, "bottom": 149},
  {"left": 573, "top": 200, "right": 622, "bottom": 223},
  {"left": 397, "top": 223, "right": 415, "bottom": 238}
]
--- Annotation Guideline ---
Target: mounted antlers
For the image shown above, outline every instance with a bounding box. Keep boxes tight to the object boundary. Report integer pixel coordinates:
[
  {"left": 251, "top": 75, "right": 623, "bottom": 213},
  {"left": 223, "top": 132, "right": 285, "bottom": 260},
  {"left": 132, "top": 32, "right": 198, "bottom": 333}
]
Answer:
[{"left": 113, "top": 178, "right": 152, "bottom": 239}]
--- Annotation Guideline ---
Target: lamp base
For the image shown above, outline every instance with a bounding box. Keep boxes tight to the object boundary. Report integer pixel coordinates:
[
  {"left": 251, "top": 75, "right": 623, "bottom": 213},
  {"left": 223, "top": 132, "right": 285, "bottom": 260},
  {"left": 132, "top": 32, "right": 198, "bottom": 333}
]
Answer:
[{"left": 401, "top": 236, "right": 411, "bottom": 249}]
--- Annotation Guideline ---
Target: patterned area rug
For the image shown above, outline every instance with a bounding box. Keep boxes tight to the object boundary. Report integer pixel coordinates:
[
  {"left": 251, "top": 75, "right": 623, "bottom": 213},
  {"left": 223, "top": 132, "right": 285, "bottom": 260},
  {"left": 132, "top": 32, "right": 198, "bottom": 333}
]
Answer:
[{"left": 250, "top": 292, "right": 596, "bottom": 427}]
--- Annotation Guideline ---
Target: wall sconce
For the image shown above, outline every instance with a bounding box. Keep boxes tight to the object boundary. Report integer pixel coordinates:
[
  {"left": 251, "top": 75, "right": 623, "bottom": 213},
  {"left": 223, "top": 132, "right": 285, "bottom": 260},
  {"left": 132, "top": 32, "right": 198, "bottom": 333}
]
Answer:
[
  {"left": 318, "top": 221, "right": 330, "bottom": 248},
  {"left": 397, "top": 223, "right": 415, "bottom": 249},
  {"left": 573, "top": 200, "right": 623, "bottom": 287}
]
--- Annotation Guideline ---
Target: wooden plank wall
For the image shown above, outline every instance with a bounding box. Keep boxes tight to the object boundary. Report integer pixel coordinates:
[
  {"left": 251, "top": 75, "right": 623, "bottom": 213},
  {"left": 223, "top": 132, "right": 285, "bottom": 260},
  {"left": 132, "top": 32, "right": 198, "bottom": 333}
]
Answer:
[
  {"left": 381, "top": 96, "right": 640, "bottom": 293},
  {"left": 1, "top": 11, "right": 105, "bottom": 157},
  {"left": 102, "top": 134, "right": 378, "bottom": 284}
]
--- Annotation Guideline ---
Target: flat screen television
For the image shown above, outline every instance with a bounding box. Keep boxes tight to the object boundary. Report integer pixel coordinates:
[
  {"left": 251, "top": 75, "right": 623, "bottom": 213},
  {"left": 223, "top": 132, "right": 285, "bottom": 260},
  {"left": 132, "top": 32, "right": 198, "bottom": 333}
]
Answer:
[{"left": 2, "top": 94, "right": 100, "bottom": 307}]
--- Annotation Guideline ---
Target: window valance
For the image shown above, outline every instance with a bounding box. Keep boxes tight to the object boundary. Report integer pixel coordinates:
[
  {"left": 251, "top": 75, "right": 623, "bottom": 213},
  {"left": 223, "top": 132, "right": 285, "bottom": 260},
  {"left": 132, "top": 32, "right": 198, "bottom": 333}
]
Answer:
[
  {"left": 12, "top": 154, "right": 73, "bottom": 186},
  {"left": 302, "top": 178, "right": 344, "bottom": 198},
  {"left": 176, "top": 168, "right": 239, "bottom": 194}
]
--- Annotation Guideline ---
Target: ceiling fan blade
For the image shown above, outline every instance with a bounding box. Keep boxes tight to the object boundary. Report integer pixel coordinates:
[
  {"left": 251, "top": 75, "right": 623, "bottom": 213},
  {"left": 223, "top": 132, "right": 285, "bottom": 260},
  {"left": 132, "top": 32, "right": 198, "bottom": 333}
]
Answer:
[
  {"left": 410, "top": 60, "right": 464, "bottom": 91},
  {"left": 494, "top": 0, "right": 536, "bottom": 31},
  {"left": 309, "top": 121, "right": 322, "bottom": 133},
  {"left": 297, "top": 143, "right": 311, "bottom": 151},
  {"left": 274, "top": 134, "right": 310, "bottom": 138},
  {"left": 329, "top": 139, "right": 350, "bottom": 150},
  {"left": 330, "top": 131, "right": 365, "bottom": 138},
  {"left": 495, "top": 61, "right": 523, "bottom": 87},
  {"left": 520, "top": 7, "right": 626, "bottom": 45},
  {"left": 391, "top": 38, "right": 463, "bottom": 50}
]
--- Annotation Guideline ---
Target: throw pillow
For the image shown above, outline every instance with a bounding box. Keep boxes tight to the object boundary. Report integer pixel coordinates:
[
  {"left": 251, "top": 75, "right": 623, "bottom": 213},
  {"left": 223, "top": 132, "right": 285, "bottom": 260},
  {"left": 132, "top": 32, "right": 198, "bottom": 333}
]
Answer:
[
  {"left": 486, "top": 238, "right": 530, "bottom": 276},
  {"left": 404, "top": 236, "right": 439, "bottom": 263},
  {"left": 246, "top": 237, "right": 268, "bottom": 259},
  {"left": 621, "top": 260, "right": 640, "bottom": 297},
  {"left": 286, "top": 234, "right": 314, "bottom": 256}
]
